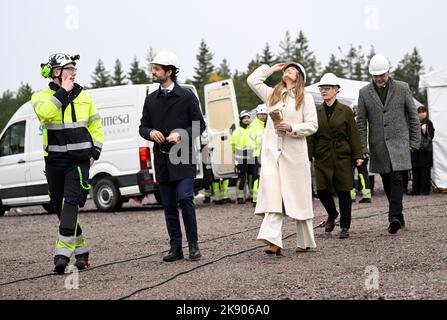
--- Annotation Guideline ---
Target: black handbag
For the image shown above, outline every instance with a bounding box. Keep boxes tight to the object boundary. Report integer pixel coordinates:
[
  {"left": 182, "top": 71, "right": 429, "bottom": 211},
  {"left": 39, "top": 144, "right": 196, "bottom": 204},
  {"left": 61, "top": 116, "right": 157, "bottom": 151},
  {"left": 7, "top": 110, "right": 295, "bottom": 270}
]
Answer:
[{"left": 420, "top": 129, "right": 432, "bottom": 152}]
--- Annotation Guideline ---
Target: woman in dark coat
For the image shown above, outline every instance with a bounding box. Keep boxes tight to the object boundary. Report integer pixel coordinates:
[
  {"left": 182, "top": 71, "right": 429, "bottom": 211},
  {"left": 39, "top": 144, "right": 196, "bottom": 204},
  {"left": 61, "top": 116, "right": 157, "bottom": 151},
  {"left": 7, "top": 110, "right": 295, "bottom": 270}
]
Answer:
[
  {"left": 409, "top": 106, "right": 435, "bottom": 195},
  {"left": 307, "top": 73, "right": 363, "bottom": 239}
]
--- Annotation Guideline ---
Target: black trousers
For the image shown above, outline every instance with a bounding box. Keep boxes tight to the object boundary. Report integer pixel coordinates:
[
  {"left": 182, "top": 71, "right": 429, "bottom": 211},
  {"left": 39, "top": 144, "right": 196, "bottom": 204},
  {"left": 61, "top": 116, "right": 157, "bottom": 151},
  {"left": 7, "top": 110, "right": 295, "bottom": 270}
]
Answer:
[
  {"left": 380, "top": 171, "right": 405, "bottom": 224},
  {"left": 236, "top": 162, "right": 255, "bottom": 196},
  {"left": 412, "top": 167, "right": 432, "bottom": 195},
  {"left": 45, "top": 161, "right": 90, "bottom": 237},
  {"left": 317, "top": 190, "right": 352, "bottom": 229}
]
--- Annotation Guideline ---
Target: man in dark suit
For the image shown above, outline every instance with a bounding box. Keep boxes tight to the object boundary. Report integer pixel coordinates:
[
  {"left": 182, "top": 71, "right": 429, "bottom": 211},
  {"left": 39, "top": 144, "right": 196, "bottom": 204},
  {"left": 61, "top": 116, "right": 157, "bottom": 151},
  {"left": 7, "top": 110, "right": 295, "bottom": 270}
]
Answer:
[
  {"left": 357, "top": 54, "right": 420, "bottom": 234},
  {"left": 139, "top": 50, "right": 206, "bottom": 262}
]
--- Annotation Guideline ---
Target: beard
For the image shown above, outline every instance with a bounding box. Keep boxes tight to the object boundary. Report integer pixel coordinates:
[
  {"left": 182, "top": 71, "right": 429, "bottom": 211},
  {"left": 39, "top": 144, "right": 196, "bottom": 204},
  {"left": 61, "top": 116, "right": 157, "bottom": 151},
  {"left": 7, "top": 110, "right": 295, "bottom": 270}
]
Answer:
[{"left": 153, "top": 74, "right": 168, "bottom": 84}]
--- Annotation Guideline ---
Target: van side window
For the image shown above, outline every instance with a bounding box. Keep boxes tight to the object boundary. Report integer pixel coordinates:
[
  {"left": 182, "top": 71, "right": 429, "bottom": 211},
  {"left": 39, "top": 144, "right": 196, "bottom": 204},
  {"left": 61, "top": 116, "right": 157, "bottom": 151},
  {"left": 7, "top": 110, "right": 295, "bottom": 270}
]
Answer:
[{"left": 0, "top": 121, "right": 26, "bottom": 157}]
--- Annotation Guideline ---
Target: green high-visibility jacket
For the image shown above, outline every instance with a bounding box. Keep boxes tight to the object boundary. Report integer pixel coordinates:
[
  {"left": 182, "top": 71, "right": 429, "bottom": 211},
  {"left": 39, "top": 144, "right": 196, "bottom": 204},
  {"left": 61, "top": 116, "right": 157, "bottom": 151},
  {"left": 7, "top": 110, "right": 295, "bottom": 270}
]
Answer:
[
  {"left": 31, "top": 82, "right": 104, "bottom": 164},
  {"left": 249, "top": 117, "right": 266, "bottom": 158},
  {"left": 231, "top": 125, "right": 255, "bottom": 160}
]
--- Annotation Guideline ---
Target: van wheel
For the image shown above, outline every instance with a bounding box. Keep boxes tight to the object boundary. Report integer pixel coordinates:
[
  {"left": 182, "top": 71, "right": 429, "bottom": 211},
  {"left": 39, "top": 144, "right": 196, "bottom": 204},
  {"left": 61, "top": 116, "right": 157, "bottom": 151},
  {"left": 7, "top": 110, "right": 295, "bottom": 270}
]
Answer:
[
  {"left": 93, "top": 179, "right": 123, "bottom": 212},
  {"left": 154, "top": 190, "right": 162, "bottom": 204}
]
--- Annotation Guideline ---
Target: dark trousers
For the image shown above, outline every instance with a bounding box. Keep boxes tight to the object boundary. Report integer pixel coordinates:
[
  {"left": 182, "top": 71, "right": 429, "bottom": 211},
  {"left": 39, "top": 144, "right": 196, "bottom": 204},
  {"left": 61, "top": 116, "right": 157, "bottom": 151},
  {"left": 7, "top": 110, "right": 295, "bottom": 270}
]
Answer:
[
  {"left": 45, "top": 161, "right": 90, "bottom": 237},
  {"left": 380, "top": 171, "right": 405, "bottom": 224},
  {"left": 236, "top": 162, "right": 253, "bottom": 197},
  {"left": 412, "top": 167, "right": 432, "bottom": 195},
  {"left": 317, "top": 190, "right": 352, "bottom": 229},
  {"left": 353, "top": 158, "right": 371, "bottom": 190},
  {"left": 159, "top": 179, "right": 198, "bottom": 249}
]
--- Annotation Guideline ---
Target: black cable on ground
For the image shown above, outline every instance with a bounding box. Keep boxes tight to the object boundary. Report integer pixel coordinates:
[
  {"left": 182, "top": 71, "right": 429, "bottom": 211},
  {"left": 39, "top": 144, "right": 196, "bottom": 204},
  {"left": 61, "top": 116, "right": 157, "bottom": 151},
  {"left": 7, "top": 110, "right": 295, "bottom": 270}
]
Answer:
[{"left": 1, "top": 202, "right": 443, "bottom": 288}]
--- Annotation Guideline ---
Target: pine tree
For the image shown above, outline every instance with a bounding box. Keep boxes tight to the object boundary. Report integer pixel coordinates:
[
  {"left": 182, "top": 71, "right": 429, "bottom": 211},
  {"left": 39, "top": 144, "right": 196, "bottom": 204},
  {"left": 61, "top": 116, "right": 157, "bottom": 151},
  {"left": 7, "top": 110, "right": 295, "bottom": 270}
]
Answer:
[
  {"left": 0, "top": 90, "right": 18, "bottom": 131},
  {"left": 339, "top": 45, "right": 367, "bottom": 81},
  {"left": 259, "top": 43, "right": 276, "bottom": 66},
  {"left": 293, "top": 31, "right": 321, "bottom": 85},
  {"left": 90, "top": 59, "right": 112, "bottom": 88},
  {"left": 128, "top": 56, "right": 149, "bottom": 85},
  {"left": 279, "top": 31, "right": 295, "bottom": 61},
  {"left": 192, "top": 39, "right": 215, "bottom": 106},
  {"left": 393, "top": 47, "right": 426, "bottom": 104},
  {"left": 217, "top": 58, "right": 231, "bottom": 79},
  {"left": 16, "top": 82, "right": 33, "bottom": 107},
  {"left": 112, "top": 59, "right": 127, "bottom": 86},
  {"left": 321, "top": 54, "right": 345, "bottom": 78},
  {"left": 145, "top": 47, "right": 155, "bottom": 82},
  {"left": 363, "top": 45, "right": 376, "bottom": 80}
]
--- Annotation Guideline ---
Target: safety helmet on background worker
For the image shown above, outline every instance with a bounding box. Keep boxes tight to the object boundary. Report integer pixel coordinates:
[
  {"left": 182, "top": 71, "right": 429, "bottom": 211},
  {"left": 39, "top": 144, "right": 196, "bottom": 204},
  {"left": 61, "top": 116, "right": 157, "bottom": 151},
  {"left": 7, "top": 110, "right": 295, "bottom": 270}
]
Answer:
[
  {"left": 255, "top": 104, "right": 268, "bottom": 114},
  {"left": 239, "top": 110, "right": 251, "bottom": 119}
]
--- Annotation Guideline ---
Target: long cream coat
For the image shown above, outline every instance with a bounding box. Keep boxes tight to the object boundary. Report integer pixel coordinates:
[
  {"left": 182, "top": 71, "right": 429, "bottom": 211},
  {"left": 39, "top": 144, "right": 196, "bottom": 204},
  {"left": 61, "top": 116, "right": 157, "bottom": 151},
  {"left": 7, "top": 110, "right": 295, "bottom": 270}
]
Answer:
[{"left": 247, "top": 65, "right": 318, "bottom": 220}]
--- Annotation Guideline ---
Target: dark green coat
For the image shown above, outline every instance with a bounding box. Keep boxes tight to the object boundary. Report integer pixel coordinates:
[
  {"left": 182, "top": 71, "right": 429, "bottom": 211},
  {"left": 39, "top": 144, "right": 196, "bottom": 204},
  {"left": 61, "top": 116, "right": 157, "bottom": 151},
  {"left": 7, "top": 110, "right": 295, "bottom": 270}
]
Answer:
[{"left": 307, "top": 101, "right": 363, "bottom": 192}]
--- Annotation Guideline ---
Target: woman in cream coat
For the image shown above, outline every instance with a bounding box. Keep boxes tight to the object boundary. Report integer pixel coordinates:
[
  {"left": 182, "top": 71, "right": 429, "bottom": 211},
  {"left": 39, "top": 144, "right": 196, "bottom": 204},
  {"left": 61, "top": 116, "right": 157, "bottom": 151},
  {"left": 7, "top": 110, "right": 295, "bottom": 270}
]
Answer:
[{"left": 247, "top": 62, "right": 318, "bottom": 255}]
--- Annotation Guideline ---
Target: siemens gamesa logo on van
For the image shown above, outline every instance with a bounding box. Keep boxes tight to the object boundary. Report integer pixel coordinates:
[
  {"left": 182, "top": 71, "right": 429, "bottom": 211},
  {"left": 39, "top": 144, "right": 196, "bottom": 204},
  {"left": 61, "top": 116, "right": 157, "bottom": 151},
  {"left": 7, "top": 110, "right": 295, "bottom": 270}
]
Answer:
[{"left": 102, "top": 114, "right": 130, "bottom": 127}]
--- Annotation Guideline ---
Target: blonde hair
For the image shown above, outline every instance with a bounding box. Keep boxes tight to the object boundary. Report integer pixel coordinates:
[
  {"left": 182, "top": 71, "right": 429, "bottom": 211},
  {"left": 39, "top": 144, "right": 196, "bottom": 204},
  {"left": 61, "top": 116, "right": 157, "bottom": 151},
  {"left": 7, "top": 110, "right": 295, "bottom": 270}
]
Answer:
[{"left": 268, "top": 71, "right": 305, "bottom": 110}]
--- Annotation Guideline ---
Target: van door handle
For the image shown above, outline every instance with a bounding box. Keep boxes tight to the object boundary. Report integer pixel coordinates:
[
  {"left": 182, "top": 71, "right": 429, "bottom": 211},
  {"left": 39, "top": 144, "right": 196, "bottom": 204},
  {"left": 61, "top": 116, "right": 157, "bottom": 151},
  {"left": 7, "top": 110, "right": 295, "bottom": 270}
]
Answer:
[{"left": 18, "top": 159, "right": 26, "bottom": 164}]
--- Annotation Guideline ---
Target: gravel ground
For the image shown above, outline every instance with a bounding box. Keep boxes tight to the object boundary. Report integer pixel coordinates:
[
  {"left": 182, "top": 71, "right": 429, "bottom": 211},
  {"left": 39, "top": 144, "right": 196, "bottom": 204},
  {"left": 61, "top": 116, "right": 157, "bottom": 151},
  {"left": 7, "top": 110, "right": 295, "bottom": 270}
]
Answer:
[{"left": 0, "top": 186, "right": 446, "bottom": 300}]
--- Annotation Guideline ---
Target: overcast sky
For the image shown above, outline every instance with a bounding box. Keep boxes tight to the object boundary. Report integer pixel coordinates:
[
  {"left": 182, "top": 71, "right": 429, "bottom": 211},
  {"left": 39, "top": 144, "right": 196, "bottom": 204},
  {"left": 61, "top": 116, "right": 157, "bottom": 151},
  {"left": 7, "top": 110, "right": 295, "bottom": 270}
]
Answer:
[{"left": 1, "top": 0, "right": 445, "bottom": 94}]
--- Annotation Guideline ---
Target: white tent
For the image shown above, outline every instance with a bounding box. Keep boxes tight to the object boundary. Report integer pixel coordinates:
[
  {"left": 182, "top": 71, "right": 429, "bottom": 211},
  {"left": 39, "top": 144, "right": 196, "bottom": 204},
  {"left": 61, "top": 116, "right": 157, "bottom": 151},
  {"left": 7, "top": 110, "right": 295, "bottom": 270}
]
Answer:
[
  {"left": 306, "top": 78, "right": 369, "bottom": 106},
  {"left": 420, "top": 70, "right": 447, "bottom": 189},
  {"left": 306, "top": 78, "right": 424, "bottom": 107}
]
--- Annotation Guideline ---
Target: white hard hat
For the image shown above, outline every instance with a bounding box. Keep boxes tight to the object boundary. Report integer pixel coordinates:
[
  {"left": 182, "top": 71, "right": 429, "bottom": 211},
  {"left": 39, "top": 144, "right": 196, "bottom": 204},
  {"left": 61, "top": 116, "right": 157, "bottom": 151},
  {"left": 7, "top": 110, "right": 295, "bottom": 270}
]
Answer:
[
  {"left": 40, "top": 53, "right": 80, "bottom": 78},
  {"left": 152, "top": 50, "right": 180, "bottom": 69},
  {"left": 239, "top": 110, "right": 251, "bottom": 119},
  {"left": 318, "top": 73, "right": 341, "bottom": 88},
  {"left": 283, "top": 61, "right": 307, "bottom": 83},
  {"left": 255, "top": 104, "right": 268, "bottom": 114},
  {"left": 369, "top": 54, "right": 390, "bottom": 75}
]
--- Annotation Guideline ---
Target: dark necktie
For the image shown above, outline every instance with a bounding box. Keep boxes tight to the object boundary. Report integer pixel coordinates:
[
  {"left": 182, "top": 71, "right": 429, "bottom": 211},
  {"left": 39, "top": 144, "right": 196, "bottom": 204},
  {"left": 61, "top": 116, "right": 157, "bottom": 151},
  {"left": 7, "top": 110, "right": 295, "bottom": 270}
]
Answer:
[{"left": 160, "top": 88, "right": 169, "bottom": 96}]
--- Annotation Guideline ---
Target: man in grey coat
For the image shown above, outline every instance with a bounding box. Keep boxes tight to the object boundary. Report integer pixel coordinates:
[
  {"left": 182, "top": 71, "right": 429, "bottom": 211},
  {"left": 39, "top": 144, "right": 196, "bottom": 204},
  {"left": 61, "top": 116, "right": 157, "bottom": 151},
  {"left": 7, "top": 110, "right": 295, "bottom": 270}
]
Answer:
[{"left": 357, "top": 54, "right": 420, "bottom": 234}]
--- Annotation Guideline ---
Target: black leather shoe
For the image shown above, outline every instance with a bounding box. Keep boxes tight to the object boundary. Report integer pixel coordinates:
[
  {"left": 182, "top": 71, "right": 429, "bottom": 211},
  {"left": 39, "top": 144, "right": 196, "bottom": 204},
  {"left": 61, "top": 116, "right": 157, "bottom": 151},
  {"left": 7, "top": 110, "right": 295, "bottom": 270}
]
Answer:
[
  {"left": 325, "top": 212, "right": 339, "bottom": 233},
  {"left": 189, "top": 243, "right": 202, "bottom": 261},
  {"left": 53, "top": 255, "right": 69, "bottom": 274},
  {"left": 339, "top": 228, "right": 350, "bottom": 239},
  {"left": 388, "top": 219, "right": 402, "bottom": 234},
  {"left": 163, "top": 247, "right": 184, "bottom": 262}
]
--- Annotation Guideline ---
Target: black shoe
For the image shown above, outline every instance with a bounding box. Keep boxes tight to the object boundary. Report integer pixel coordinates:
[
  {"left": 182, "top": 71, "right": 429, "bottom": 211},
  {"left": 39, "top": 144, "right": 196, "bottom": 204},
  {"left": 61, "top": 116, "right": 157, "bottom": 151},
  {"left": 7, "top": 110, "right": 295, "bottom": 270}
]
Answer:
[
  {"left": 188, "top": 243, "right": 202, "bottom": 261},
  {"left": 351, "top": 198, "right": 356, "bottom": 203},
  {"left": 408, "top": 191, "right": 420, "bottom": 196},
  {"left": 388, "top": 219, "right": 402, "bottom": 234},
  {"left": 74, "top": 253, "right": 90, "bottom": 270},
  {"left": 237, "top": 198, "right": 245, "bottom": 204},
  {"left": 53, "top": 255, "right": 69, "bottom": 275},
  {"left": 203, "top": 197, "right": 211, "bottom": 204},
  {"left": 325, "top": 213, "right": 339, "bottom": 233},
  {"left": 252, "top": 202, "right": 257, "bottom": 207},
  {"left": 339, "top": 228, "right": 350, "bottom": 239},
  {"left": 163, "top": 247, "right": 184, "bottom": 262},
  {"left": 359, "top": 198, "right": 371, "bottom": 203}
]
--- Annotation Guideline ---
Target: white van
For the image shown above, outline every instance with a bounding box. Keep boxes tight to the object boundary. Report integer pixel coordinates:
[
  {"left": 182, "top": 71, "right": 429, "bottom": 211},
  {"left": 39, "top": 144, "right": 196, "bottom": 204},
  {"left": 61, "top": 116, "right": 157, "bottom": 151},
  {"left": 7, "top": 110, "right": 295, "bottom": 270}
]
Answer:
[{"left": 0, "top": 84, "right": 204, "bottom": 215}]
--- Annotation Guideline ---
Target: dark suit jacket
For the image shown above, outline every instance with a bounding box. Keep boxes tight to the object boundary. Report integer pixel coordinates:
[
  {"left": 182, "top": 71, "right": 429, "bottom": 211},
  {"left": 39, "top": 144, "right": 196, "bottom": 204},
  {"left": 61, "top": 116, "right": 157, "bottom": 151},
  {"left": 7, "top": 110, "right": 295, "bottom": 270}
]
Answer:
[{"left": 139, "top": 84, "right": 206, "bottom": 182}]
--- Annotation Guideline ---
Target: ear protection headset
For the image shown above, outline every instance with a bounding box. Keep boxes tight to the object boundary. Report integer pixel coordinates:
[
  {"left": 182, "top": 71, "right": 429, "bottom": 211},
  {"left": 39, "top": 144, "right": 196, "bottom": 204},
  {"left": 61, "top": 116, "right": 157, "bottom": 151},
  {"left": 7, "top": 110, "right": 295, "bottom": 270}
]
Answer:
[{"left": 40, "top": 54, "right": 80, "bottom": 79}]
